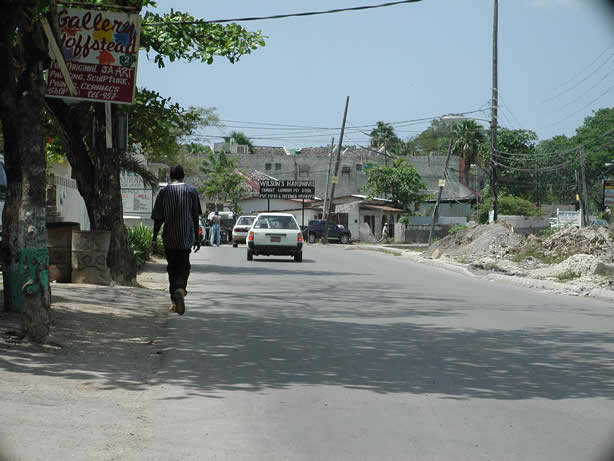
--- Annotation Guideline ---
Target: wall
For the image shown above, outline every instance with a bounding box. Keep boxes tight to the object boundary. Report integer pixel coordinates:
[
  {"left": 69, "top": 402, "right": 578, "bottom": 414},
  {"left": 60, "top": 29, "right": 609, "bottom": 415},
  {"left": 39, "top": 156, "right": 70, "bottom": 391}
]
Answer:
[
  {"left": 240, "top": 198, "right": 309, "bottom": 214},
  {"left": 48, "top": 174, "right": 90, "bottom": 230},
  {"left": 497, "top": 215, "right": 550, "bottom": 235},
  {"left": 231, "top": 147, "right": 387, "bottom": 200},
  {"left": 406, "top": 216, "right": 467, "bottom": 226},
  {"left": 334, "top": 202, "right": 360, "bottom": 240}
]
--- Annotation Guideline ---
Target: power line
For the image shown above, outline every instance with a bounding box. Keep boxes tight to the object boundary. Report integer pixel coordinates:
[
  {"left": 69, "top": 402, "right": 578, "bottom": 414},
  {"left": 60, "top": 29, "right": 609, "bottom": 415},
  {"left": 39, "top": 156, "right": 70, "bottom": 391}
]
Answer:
[
  {"left": 550, "top": 83, "right": 614, "bottom": 126},
  {"left": 554, "top": 66, "right": 614, "bottom": 112},
  {"left": 541, "top": 44, "right": 614, "bottom": 103},
  {"left": 143, "top": 0, "right": 422, "bottom": 26}
]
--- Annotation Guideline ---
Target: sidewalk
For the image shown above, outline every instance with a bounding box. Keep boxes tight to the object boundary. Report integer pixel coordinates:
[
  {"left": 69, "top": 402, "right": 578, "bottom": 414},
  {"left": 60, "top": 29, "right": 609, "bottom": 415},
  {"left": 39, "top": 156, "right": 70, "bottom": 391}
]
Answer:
[{"left": 0, "top": 258, "right": 170, "bottom": 461}]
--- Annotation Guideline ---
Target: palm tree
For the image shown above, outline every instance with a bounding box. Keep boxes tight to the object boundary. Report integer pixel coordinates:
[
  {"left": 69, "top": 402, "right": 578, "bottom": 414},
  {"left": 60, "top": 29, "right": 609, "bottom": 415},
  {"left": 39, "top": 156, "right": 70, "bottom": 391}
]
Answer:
[
  {"left": 451, "top": 120, "right": 486, "bottom": 185},
  {"left": 369, "top": 121, "right": 401, "bottom": 154}
]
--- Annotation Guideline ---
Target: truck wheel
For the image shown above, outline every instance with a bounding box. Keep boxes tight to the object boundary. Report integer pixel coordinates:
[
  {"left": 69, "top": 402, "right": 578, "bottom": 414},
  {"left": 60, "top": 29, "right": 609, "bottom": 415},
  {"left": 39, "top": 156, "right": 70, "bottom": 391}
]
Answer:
[
  {"left": 247, "top": 249, "right": 253, "bottom": 261},
  {"left": 308, "top": 233, "right": 316, "bottom": 244},
  {"left": 340, "top": 234, "right": 349, "bottom": 244},
  {"left": 294, "top": 251, "right": 303, "bottom": 262},
  {"left": 233, "top": 242, "right": 238, "bottom": 248}
]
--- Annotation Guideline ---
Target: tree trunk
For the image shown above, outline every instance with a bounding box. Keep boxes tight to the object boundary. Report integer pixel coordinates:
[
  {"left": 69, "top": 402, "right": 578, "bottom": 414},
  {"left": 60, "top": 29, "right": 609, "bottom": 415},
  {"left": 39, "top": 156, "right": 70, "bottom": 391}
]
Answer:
[
  {"left": 0, "top": 6, "right": 50, "bottom": 342},
  {"left": 47, "top": 100, "right": 137, "bottom": 285},
  {"left": 89, "top": 103, "right": 136, "bottom": 285}
]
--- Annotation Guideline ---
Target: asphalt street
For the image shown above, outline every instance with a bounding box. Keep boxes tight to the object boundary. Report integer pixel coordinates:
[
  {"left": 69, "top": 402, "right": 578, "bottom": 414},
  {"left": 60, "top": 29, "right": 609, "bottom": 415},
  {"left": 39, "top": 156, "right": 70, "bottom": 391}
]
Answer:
[{"left": 143, "top": 244, "right": 614, "bottom": 461}]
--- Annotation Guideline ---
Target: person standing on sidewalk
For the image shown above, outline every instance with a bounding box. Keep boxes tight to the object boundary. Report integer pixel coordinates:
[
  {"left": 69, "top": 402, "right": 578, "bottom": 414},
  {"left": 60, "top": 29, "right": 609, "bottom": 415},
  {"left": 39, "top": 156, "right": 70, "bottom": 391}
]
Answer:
[
  {"left": 210, "top": 210, "right": 221, "bottom": 247},
  {"left": 151, "top": 165, "right": 201, "bottom": 315}
]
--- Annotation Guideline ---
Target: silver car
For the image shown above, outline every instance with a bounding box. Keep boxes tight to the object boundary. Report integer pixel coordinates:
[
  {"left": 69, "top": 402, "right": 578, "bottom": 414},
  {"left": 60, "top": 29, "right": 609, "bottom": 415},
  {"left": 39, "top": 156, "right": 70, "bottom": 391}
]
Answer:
[{"left": 232, "top": 215, "right": 256, "bottom": 247}]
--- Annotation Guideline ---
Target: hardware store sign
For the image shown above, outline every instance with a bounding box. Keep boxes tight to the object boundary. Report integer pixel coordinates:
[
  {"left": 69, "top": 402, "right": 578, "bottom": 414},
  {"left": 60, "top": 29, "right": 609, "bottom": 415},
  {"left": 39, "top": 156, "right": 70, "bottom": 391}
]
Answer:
[
  {"left": 259, "top": 180, "right": 315, "bottom": 199},
  {"left": 46, "top": 7, "right": 141, "bottom": 104}
]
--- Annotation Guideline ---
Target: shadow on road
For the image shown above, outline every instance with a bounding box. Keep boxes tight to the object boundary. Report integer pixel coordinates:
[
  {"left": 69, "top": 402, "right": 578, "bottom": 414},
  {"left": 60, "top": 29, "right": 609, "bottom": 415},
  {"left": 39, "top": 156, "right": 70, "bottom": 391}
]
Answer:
[
  {"left": 158, "top": 281, "right": 614, "bottom": 401},
  {"left": 0, "top": 285, "right": 168, "bottom": 392},
  {"left": 190, "top": 263, "right": 362, "bottom": 277},
  {"left": 2, "top": 278, "right": 613, "bottom": 403}
]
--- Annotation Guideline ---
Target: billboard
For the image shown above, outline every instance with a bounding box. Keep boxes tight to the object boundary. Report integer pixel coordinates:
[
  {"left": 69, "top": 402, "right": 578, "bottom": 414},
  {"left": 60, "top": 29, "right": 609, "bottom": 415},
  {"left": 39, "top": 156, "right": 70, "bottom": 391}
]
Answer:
[
  {"left": 46, "top": 7, "right": 141, "bottom": 104},
  {"left": 259, "top": 180, "right": 315, "bottom": 199}
]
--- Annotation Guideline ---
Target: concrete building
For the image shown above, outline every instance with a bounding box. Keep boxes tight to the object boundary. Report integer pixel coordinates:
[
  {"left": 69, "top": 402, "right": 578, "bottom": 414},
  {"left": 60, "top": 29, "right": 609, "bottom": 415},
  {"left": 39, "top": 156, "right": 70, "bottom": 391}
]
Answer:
[{"left": 224, "top": 145, "right": 483, "bottom": 220}]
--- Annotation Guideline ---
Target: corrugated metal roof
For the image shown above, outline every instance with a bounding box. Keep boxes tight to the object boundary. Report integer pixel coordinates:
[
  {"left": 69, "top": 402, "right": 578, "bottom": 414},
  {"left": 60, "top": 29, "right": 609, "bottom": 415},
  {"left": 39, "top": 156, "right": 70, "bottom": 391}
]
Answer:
[{"left": 360, "top": 204, "right": 404, "bottom": 212}]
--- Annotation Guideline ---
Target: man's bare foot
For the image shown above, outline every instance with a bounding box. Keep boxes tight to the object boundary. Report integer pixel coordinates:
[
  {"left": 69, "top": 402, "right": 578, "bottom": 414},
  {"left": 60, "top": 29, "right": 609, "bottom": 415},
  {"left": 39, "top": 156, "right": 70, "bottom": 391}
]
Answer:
[{"left": 169, "top": 303, "right": 176, "bottom": 312}]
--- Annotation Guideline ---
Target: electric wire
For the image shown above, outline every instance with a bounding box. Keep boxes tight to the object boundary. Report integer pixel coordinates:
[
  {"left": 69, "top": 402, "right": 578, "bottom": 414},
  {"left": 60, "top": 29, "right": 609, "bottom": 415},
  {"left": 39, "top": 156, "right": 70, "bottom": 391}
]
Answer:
[
  {"left": 143, "top": 0, "right": 422, "bottom": 26},
  {"left": 555, "top": 66, "right": 614, "bottom": 112},
  {"left": 550, "top": 83, "right": 614, "bottom": 126},
  {"left": 541, "top": 45, "right": 614, "bottom": 103}
]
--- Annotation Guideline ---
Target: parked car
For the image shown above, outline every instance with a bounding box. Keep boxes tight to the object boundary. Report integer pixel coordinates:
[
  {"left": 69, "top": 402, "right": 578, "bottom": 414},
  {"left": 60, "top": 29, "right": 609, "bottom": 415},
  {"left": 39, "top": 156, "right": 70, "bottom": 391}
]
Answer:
[
  {"left": 247, "top": 213, "right": 304, "bottom": 262},
  {"left": 307, "top": 219, "right": 351, "bottom": 244},
  {"left": 232, "top": 215, "right": 256, "bottom": 247}
]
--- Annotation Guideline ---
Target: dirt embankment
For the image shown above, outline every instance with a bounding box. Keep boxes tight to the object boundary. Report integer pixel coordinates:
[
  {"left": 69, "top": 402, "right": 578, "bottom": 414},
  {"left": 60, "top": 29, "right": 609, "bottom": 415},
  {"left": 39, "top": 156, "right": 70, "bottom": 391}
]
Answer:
[{"left": 424, "top": 223, "right": 614, "bottom": 291}]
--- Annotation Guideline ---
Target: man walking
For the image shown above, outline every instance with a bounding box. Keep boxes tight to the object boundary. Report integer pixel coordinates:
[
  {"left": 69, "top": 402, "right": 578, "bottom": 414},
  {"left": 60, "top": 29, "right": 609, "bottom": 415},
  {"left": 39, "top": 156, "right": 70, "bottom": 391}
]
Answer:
[
  {"left": 210, "top": 210, "right": 221, "bottom": 247},
  {"left": 151, "top": 165, "right": 201, "bottom": 315}
]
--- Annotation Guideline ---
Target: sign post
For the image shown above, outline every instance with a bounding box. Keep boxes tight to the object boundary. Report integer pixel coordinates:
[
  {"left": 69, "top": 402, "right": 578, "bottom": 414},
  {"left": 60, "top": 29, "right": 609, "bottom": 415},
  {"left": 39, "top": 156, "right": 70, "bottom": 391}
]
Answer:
[{"left": 45, "top": 7, "right": 141, "bottom": 105}]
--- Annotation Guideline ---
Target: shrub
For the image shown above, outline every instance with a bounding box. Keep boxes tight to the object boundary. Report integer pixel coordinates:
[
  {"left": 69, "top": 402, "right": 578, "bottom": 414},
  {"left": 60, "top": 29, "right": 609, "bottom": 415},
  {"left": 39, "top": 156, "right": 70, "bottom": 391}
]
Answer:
[
  {"left": 558, "top": 270, "right": 580, "bottom": 282},
  {"left": 127, "top": 224, "right": 161, "bottom": 268},
  {"left": 478, "top": 195, "right": 543, "bottom": 224},
  {"left": 448, "top": 225, "right": 467, "bottom": 236}
]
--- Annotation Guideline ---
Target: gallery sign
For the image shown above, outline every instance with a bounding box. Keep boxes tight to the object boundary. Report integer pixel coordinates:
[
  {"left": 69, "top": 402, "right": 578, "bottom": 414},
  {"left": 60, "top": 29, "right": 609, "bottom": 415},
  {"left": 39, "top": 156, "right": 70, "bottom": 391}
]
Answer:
[
  {"left": 46, "top": 7, "right": 141, "bottom": 104},
  {"left": 259, "top": 180, "right": 315, "bottom": 199}
]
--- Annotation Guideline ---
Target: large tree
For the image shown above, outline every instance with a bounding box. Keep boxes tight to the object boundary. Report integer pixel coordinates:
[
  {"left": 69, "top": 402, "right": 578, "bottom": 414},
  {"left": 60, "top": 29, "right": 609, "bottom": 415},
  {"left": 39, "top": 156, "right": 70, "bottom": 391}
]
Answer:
[
  {"left": 46, "top": 0, "right": 265, "bottom": 284},
  {"left": 408, "top": 118, "right": 454, "bottom": 155},
  {"left": 199, "top": 150, "right": 244, "bottom": 214},
  {"left": 369, "top": 121, "right": 401, "bottom": 154},
  {"left": 0, "top": 0, "right": 52, "bottom": 341},
  {"left": 0, "top": 0, "right": 265, "bottom": 341},
  {"left": 362, "top": 158, "right": 427, "bottom": 212},
  {"left": 451, "top": 120, "right": 487, "bottom": 186}
]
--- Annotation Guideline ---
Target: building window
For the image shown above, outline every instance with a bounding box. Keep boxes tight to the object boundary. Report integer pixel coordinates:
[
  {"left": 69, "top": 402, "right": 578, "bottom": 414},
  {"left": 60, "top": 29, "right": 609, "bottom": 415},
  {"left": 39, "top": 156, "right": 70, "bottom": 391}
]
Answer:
[
  {"left": 341, "top": 165, "right": 351, "bottom": 174},
  {"left": 265, "top": 163, "right": 272, "bottom": 171},
  {"left": 275, "top": 163, "right": 282, "bottom": 171},
  {"left": 299, "top": 164, "right": 310, "bottom": 177},
  {"left": 356, "top": 163, "right": 362, "bottom": 172}
]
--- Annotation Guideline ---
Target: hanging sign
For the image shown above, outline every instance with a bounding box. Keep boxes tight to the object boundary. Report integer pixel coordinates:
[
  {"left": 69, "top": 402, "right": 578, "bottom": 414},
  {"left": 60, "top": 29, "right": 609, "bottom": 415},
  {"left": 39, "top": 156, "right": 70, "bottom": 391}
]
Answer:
[
  {"left": 46, "top": 7, "right": 141, "bottom": 104},
  {"left": 259, "top": 180, "right": 315, "bottom": 199}
]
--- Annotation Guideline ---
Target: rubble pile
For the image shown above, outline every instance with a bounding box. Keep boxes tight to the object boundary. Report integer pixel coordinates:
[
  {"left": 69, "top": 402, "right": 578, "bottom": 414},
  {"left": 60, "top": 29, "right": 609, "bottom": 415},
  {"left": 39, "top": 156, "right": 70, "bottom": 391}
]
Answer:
[
  {"left": 420, "top": 222, "right": 614, "bottom": 292},
  {"left": 538, "top": 226, "right": 614, "bottom": 262},
  {"left": 424, "top": 223, "right": 523, "bottom": 260}
]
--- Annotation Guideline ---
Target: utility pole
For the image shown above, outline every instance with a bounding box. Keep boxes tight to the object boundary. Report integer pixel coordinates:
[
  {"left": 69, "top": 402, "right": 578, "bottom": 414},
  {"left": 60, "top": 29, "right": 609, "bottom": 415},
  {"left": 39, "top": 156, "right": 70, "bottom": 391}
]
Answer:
[
  {"left": 580, "top": 146, "right": 590, "bottom": 227},
  {"left": 489, "top": 0, "right": 499, "bottom": 222},
  {"left": 428, "top": 140, "right": 453, "bottom": 246},
  {"left": 323, "top": 96, "right": 350, "bottom": 244},
  {"left": 322, "top": 137, "right": 335, "bottom": 222}
]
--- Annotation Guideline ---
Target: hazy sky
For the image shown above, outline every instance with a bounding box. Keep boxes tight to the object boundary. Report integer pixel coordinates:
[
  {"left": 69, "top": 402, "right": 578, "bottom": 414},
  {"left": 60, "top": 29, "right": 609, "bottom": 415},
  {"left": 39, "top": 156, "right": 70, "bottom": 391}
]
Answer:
[{"left": 137, "top": 0, "right": 614, "bottom": 149}]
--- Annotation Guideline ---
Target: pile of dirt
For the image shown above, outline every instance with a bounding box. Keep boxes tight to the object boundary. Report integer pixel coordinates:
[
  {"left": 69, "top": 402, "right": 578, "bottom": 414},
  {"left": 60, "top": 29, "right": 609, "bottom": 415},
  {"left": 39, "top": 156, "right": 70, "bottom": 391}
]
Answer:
[
  {"left": 424, "top": 223, "right": 523, "bottom": 260},
  {"left": 423, "top": 223, "right": 614, "bottom": 290},
  {"left": 522, "top": 225, "right": 614, "bottom": 262}
]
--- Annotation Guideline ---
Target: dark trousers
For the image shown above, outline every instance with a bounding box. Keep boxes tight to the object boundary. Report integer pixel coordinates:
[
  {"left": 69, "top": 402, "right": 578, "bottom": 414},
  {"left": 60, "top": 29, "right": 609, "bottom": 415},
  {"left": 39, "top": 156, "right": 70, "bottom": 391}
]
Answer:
[{"left": 164, "top": 248, "right": 191, "bottom": 301}]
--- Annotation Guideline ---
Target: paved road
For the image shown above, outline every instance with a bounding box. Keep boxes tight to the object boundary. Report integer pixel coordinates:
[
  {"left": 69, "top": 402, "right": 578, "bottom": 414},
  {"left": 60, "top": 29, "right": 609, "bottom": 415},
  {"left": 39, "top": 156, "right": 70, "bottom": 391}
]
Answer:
[{"left": 145, "top": 244, "right": 614, "bottom": 461}]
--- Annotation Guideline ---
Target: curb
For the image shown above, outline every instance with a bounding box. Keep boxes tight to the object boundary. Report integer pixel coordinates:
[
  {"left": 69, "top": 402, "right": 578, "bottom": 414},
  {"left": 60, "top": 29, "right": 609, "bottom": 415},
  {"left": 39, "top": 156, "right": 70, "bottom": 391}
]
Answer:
[{"left": 353, "top": 244, "right": 614, "bottom": 304}]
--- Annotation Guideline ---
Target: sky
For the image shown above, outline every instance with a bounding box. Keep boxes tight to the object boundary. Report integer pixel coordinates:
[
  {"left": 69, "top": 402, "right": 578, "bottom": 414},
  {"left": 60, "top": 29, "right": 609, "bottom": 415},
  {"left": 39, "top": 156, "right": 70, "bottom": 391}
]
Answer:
[{"left": 137, "top": 0, "right": 614, "bottom": 150}]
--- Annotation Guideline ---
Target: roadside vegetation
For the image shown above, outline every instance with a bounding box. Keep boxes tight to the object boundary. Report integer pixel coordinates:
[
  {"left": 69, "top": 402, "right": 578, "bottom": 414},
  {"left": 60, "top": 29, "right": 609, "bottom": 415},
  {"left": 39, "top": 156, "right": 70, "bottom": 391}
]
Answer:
[
  {"left": 510, "top": 247, "right": 567, "bottom": 265},
  {"left": 558, "top": 270, "right": 581, "bottom": 282},
  {"left": 127, "top": 224, "right": 164, "bottom": 269}
]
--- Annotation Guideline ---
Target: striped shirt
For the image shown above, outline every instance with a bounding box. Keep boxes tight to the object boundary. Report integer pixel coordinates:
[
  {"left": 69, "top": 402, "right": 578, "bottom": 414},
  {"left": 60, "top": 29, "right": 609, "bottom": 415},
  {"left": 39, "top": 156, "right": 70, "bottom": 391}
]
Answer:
[{"left": 151, "top": 183, "right": 202, "bottom": 249}]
